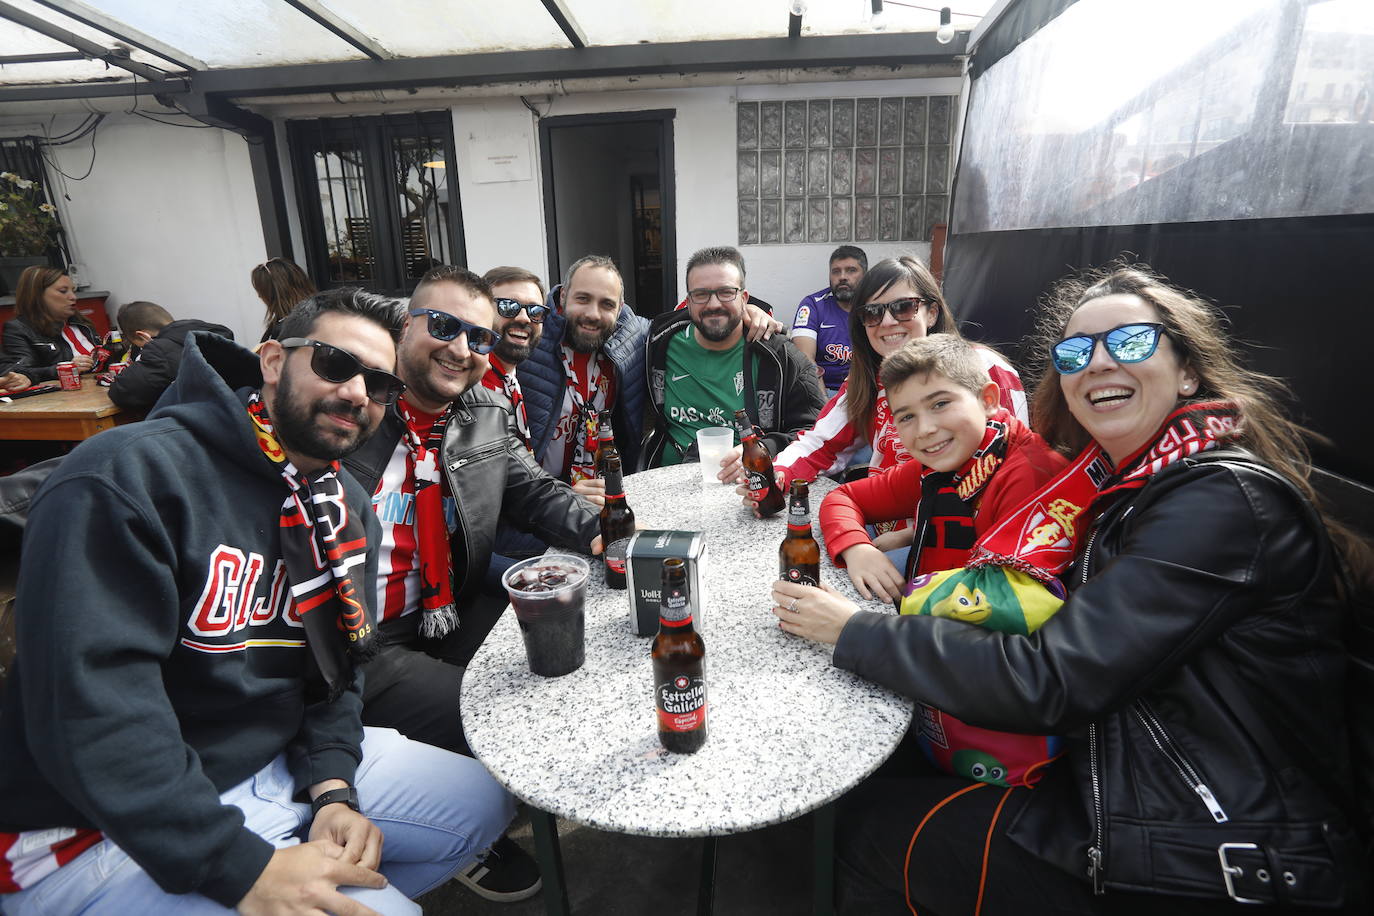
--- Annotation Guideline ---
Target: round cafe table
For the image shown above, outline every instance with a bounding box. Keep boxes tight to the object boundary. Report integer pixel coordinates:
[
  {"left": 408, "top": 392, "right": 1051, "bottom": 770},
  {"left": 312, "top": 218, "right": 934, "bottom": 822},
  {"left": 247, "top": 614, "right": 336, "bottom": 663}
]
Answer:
[{"left": 460, "top": 463, "right": 914, "bottom": 915}]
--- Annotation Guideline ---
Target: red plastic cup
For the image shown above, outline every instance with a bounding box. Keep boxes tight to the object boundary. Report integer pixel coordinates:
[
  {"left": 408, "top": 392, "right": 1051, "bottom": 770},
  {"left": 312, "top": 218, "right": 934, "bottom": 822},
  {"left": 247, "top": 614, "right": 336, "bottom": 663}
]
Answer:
[{"left": 56, "top": 362, "right": 81, "bottom": 391}]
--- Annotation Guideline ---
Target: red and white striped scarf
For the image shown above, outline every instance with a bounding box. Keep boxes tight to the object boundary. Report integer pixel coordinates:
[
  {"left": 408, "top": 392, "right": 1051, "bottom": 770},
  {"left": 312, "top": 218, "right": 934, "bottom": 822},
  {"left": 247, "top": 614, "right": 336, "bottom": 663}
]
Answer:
[
  {"left": 397, "top": 397, "right": 459, "bottom": 638},
  {"left": 61, "top": 324, "right": 95, "bottom": 357}
]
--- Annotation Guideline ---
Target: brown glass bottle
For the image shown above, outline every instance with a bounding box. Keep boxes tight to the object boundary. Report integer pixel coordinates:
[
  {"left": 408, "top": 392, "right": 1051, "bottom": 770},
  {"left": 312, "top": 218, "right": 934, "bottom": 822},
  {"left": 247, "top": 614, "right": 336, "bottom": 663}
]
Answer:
[
  {"left": 733, "top": 408, "right": 785, "bottom": 517},
  {"left": 593, "top": 410, "right": 619, "bottom": 477},
  {"left": 600, "top": 456, "right": 635, "bottom": 589},
  {"left": 780, "top": 479, "right": 821, "bottom": 587},
  {"left": 652, "top": 558, "right": 707, "bottom": 754}
]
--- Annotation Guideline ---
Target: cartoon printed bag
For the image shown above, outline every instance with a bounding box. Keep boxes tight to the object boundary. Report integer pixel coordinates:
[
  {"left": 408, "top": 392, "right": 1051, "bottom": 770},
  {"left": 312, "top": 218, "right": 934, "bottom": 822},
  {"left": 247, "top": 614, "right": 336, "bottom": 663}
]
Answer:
[{"left": 899, "top": 566, "right": 1067, "bottom": 787}]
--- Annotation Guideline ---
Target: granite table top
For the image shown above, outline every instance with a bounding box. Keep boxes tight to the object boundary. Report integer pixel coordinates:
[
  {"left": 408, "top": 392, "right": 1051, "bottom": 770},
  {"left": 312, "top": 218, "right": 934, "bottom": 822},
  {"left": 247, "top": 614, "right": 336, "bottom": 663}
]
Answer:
[{"left": 460, "top": 463, "right": 914, "bottom": 838}]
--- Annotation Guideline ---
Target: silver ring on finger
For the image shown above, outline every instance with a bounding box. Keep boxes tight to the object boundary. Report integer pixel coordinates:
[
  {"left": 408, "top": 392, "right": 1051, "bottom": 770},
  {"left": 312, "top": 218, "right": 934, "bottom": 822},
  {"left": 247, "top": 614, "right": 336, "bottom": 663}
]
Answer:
[{"left": 787, "top": 597, "right": 799, "bottom": 612}]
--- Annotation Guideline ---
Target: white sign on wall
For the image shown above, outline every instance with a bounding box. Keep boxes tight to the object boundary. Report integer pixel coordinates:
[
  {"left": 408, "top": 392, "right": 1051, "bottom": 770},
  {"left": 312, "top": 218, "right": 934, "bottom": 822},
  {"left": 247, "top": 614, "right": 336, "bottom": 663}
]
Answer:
[{"left": 470, "top": 131, "right": 531, "bottom": 183}]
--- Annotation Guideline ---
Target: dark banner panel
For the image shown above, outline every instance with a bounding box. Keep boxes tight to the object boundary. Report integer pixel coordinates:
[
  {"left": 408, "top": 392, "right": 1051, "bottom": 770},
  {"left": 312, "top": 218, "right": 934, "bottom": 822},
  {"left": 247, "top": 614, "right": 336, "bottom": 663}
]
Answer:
[{"left": 942, "top": 214, "right": 1374, "bottom": 484}]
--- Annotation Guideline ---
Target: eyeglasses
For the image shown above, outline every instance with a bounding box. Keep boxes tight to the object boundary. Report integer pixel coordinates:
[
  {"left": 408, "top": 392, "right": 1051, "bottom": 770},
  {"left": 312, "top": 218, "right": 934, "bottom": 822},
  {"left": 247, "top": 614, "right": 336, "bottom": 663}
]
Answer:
[
  {"left": 278, "top": 338, "right": 406, "bottom": 405},
  {"left": 686, "top": 286, "right": 741, "bottom": 305},
  {"left": 494, "top": 297, "right": 550, "bottom": 323},
  {"left": 1051, "top": 323, "right": 1165, "bottom": 374},
  {"left": 857, "top": 297, "right": 935, "bottom": 328},
  {"left": 407, "top": 308, "right": 499, "bottom": 354}
]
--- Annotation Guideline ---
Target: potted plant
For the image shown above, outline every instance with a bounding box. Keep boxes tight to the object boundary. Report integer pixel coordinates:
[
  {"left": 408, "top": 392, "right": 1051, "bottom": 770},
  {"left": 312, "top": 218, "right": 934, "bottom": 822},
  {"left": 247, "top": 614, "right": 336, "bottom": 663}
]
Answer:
[{"left": 0, "top": 171, "right": 61, "bottom": 295}]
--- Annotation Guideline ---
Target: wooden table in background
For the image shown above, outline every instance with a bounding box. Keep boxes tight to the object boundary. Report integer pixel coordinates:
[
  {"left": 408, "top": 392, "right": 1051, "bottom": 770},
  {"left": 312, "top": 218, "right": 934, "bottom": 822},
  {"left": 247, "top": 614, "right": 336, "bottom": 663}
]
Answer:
[{"left": 0, "top": 377, "right": 131, "bottom": 441}]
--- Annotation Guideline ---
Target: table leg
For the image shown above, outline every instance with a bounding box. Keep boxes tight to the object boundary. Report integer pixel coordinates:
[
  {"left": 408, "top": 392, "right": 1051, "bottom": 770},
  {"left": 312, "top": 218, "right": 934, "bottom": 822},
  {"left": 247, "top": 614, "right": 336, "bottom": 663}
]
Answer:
[
  {"left": 696, "top": 835, "right": 718, "bottom": 916},
  {"left": 812, "top": 802, "right": 836, "bottom": 916},
  {"left": 529, "top": 807, "right": 570, "bottom": 916}
]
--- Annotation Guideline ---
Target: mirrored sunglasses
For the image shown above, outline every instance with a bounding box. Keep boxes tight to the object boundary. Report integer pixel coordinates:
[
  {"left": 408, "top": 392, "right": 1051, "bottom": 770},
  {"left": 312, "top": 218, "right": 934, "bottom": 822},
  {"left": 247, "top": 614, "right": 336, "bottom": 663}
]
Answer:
[
  {"left": 408, "top": 308, "right": 499, "bottom": 354},
  {"left": 1051, "top": 323, "right": 1165, "bottom": 374},
  {"left": 857, "top": 297, "right": 933, "bottom": 328},
  {"left": 494, "top": 297, "right": 550, "bottom": 322},
  {"left": 278, "top": 338, "right": 406, "bottom": 405}
]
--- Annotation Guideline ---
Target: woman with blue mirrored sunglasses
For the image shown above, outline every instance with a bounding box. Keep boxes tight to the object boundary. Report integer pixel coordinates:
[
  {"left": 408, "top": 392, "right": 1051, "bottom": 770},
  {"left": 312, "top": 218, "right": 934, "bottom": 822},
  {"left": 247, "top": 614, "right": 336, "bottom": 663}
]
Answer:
[
  {"left": 1050, "top": 322, "right": 1164, "bottom": 374},
  {"left": 408, "top": 308, "right": 500, "bottom": 354}
]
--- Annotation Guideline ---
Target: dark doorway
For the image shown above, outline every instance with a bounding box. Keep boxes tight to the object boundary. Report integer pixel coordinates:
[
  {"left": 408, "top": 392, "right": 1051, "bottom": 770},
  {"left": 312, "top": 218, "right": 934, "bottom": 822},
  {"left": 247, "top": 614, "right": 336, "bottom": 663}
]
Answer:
[{"left": 539, "top": 110, "right": 676, "bottom": 316}]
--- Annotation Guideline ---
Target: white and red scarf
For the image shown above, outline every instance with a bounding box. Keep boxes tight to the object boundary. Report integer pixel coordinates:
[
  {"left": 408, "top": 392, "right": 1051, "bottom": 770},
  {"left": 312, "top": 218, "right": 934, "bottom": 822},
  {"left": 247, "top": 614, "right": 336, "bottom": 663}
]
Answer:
[
  {"left": 247, "top": 392, "right": 380, "bottom": 698},
  {"left": 970, "top": 400, "right": 1240, "bottom": 581},
  {"left": 484, "top": 355, "right": 531, "bottom": 449},
  {"left": 61, "top": 324, "right": 95, "bottom": 358},
  {"left": 397, "top": 397, "right": 460, "bottom": 638},
  {"left": 554, "top": 346, "right": 612, "bottom": 483}
]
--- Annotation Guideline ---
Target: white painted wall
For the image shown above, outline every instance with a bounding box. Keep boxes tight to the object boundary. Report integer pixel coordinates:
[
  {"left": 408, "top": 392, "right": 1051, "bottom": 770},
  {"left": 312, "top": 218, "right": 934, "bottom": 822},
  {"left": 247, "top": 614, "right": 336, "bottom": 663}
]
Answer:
[
  {"left": 1, "top": 113, "right": 269, "bottom": 345},
  {"left": 446, "top": 75, "right": 963, "bottom": 327}
]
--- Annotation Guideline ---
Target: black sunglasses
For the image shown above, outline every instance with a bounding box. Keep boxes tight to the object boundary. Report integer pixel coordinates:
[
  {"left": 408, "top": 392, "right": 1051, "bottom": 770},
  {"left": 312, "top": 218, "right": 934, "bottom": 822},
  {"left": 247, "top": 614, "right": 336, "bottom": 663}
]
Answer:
[
  {"left": 278, "top": 338, "right": 406, "bottom": 405},
  {"left": 408, "top": 308, "right": 499, "bottom": 354},
  {"left": 1052, "top": 323, "right": 1165, "bottom": 375},
  {"left": 857, "top": 297, "right": 935, "bottom": 328},
  {"left": 494, "top": 297, "right": 550, "bottom": 322}
]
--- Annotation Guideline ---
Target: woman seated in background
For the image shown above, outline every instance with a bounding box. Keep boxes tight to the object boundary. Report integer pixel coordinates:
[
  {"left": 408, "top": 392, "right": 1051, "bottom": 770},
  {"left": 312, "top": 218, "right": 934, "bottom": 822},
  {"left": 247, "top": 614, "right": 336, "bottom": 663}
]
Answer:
[
  {"left": 748, "top": 255, "right": 1025, "bottom": 588},
  {"left": 772, "top": 264, "right": 1369, "bottom": 914},
  {"left": 1, "top": 266, "right": 97, "bottom": 387},
  {"left": 251, "top": 256, "right": 316, "bottom": 343}
]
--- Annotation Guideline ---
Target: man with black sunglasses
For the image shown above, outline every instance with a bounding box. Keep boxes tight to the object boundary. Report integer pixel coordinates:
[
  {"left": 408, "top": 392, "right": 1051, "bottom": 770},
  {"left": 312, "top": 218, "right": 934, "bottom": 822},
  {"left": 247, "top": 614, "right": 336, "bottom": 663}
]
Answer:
[
  {"left": 477, "top": 265, "right": 549, "bottom": 451},
  {"left": 343, "top": 265, "right": 601, "bottom": 905},
  {"left": 0, "top": 289, "right": 513, "bottom": 913}
]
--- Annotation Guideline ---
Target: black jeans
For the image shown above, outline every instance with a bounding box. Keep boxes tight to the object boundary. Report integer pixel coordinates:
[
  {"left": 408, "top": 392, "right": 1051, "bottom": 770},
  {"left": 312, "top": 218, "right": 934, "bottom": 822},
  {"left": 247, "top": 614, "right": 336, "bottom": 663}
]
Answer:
[{"left": 361, "top": 634, "right": 470, "bottom": 756}]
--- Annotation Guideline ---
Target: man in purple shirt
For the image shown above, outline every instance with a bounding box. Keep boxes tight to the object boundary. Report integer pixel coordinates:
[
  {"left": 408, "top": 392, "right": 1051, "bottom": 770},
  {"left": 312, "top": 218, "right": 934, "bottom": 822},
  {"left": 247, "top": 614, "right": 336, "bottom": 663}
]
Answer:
[{"left": 789, "top": 245, "right": 867, "bottom": 399}]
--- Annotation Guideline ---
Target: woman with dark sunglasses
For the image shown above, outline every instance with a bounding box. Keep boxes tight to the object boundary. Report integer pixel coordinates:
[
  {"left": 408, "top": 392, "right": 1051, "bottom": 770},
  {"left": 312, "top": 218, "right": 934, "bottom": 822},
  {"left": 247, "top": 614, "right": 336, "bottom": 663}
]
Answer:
[
  {"left": 816, "top": 264, "right": 1370, "bottom": 914},
  {"left": 744, "top": 257, "right": 1026, "bottom": 596}
]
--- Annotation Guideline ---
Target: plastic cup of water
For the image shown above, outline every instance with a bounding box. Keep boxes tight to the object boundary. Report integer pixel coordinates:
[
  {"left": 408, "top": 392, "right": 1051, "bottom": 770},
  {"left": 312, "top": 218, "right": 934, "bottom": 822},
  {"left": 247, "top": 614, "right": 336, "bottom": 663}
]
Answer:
[{"left": 696, "top": 426, "right": 734, "bottom": 484}]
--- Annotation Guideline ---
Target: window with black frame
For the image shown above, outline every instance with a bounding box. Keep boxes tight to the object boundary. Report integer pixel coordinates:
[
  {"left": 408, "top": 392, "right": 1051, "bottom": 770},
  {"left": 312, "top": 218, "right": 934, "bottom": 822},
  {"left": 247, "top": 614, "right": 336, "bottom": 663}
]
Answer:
[{"left": 288, "top": 112, "right": 464, "bottom": 295}]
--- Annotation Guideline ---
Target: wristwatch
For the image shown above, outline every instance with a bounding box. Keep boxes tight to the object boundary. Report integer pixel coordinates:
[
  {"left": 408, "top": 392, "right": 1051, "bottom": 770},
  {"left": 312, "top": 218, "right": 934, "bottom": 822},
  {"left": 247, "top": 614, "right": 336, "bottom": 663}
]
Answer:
[{"left": 310, "top": 785, "right": 360, "bottom": 816}]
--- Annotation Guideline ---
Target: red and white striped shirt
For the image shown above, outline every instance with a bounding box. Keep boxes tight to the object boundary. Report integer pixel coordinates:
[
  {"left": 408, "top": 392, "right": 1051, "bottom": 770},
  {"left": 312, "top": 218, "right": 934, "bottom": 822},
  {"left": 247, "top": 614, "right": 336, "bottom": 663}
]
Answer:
[
  {"left": 776, "top": 345, "right": 1026, "bottom": 486},
  {"left": 61, "top": 324, "right": 96, "bottom": 358},
  {"left": 1, "top": 826, "right": 102, "bottom": 893}
]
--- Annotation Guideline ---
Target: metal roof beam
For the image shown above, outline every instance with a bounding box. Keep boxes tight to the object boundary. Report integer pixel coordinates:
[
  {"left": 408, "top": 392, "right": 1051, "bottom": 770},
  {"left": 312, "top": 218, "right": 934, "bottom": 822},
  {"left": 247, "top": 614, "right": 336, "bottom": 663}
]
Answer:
[
  {"left": 279, "top": 0, "right": 394, "bottom": 61},
  {"left": 0, "top": 78, "right": 188, "bottom": 102},
  {"left": 30, "top": 0, "right": 207, "bottom": 71},
  {"left": 539, "top": 0, "right": 588, "bottom": 49},
  {"left": 0, "top": 50, "right": 86, "bottom": 64},
  {"left": 192, "top": 32, "right": 966, "bottom": 98},
  {"left": 0, "top": 0, "right": 169, "bottom": 81}
]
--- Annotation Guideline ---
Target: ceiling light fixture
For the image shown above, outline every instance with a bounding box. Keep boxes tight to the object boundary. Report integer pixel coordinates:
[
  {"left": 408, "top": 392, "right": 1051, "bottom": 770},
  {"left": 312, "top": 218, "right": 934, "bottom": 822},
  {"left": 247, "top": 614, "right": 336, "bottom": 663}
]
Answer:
[
  {"left": 936, "top": 6, "right": 955, "bottom": 44},
  {"left": 869, "top": 0, "right": 886, "bottom": 32}
]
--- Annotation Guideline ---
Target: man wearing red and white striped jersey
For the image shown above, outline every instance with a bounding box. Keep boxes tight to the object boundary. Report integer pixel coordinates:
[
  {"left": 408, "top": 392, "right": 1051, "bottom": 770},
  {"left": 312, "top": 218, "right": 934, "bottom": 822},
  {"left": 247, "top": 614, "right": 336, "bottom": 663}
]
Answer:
[{"left": 343, "top": 265, "right": 600, "bottom": 903}]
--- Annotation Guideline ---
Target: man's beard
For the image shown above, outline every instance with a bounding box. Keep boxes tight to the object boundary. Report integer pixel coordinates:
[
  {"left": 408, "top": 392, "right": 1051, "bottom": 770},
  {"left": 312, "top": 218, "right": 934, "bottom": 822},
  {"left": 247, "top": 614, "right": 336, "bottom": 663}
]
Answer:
[
  {"left": 494, "top": 320, "right": 540, "bottom": 365},
  {"left": 695, "top": 309, "right": 741, "bottom": 343},
  {"left": 565, "top": 318, "right": 614, "bottom": 354},
  {"left": 271, "top": 367, "right": 375, "bottom": 464},
  {"left": 833, "top": 283, "right": 854, "bottom": 303}
]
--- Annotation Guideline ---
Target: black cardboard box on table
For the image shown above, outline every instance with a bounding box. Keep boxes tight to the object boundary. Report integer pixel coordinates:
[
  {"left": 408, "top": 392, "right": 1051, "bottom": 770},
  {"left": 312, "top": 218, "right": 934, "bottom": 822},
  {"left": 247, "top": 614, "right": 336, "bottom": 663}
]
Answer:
[{"left": 625, "top": 529, "right": 706, "bottom": 636}]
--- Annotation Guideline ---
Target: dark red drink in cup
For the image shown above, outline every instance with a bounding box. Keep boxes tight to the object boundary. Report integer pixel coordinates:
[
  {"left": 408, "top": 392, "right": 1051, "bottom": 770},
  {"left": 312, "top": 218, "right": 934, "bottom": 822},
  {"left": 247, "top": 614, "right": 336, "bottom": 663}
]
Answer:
[{"left": 502, "top": 554, "right": 589, "bottom": 677}]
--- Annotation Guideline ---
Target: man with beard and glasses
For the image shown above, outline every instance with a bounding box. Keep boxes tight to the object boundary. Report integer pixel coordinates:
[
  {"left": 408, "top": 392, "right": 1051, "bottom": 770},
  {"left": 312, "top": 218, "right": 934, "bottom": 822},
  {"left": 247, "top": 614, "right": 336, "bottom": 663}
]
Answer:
[
  {"left": 641, "top": 246, "right": 825, "bottom": 472},
  {"left": 476, "top": 266, "right": 547, "bottom": 456},
  {"left": 792, "top": 245, "right": 867, "bottom": 400},
  {"left": 0, "top": 289, "right": 512, "bottom": 915},
  {"left": 342, "top": 266, "right": 600, "bottom": 905}
]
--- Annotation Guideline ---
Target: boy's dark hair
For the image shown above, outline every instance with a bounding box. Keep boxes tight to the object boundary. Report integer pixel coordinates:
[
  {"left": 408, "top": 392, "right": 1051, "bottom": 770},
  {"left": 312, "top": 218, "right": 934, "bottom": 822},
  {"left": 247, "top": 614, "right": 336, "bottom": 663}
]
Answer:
[
  {"left": 482, "top": 266, "right": 546, "bottom": 300},
  {"left": 830, "top": 245, "right": 868, "bottom": 271},
  {"left": 685, "top": 246, "right": 746, "bottom": 285},
  {"left": 116, "top": 301, "right": 173, "bottom": 339},
  {"left": 277, "top": 287, "right": 405, "bottom": 344},
  {"left": 879, "top": 333, "right": 992, "bottom": 397}
]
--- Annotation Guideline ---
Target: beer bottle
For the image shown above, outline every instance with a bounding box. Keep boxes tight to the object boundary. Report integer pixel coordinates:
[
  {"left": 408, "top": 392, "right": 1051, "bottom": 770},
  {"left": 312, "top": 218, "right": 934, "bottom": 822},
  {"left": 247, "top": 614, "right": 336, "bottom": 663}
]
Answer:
[
  {"left": 780, "top": 479, "right": 821, "bottom": 587},
  {"left": 600, "top": 456, "right": 635, "bottom": 589},
  {"left": 652, "top": 557, "right": 707, "bottom": 754},
  {"left": 593, "top": 410, "right": 618, "bottom": 477},
  {"left": 733, "top": 408, "right": 785, "bottom": 517},
  {"left": 104, "top": 330, "right": 127, "bottom": 363}
]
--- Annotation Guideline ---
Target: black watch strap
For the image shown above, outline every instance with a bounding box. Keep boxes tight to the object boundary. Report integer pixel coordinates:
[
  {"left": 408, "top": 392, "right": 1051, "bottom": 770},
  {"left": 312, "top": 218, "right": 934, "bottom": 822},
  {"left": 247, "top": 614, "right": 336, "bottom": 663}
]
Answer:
[{"left": 311, "top": 786, "right": 360, "bottom": 816}]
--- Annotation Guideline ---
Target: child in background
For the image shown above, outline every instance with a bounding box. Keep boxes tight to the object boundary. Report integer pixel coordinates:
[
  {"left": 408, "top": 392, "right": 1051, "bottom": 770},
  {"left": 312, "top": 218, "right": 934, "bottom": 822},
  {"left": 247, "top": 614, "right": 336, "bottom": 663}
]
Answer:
[{"left": 817, "top": 334, "right": 1068, "bottom": 786}]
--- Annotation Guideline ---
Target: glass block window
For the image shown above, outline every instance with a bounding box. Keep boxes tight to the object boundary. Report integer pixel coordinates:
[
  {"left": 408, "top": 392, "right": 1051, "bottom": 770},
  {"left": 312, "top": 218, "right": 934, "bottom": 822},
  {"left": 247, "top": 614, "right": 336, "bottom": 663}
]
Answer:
[{"left": 737, "top": 95, "right": 955, "bottom": 245}]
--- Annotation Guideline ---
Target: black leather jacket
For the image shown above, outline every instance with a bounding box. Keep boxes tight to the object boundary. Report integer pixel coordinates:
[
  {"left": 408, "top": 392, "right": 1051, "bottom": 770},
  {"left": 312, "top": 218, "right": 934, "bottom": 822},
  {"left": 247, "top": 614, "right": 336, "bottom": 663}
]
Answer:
[
  {"left": 2, "top": 316, "right": 97, "bottom": 383},
  {"left": 343, "top": 385, "right": 600, "bottom": 633},
  {"left": 834, "top": 451, "right": 1363, "bottom": 908}
]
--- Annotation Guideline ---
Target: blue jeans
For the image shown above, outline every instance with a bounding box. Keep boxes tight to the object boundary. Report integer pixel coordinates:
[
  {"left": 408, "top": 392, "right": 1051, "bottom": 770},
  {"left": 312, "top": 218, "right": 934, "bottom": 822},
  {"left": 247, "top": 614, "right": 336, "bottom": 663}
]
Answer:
[{"left": 1, "top": 727, "right": 513, "bottom": 915}]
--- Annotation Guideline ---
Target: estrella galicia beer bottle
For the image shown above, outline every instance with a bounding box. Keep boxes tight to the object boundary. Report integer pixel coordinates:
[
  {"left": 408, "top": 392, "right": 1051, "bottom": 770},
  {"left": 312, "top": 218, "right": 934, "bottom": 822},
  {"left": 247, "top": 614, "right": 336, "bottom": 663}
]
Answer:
[
  {"left": 600, "top": 456, "right": 635, "bottom": 589},
  {"left": 780, "top": 479, "right": 821, "bottom": 587},
  {"left": 593, "top": 410, "right": 619, "bottom": 478},
  {"left": 733, "top": 408, "right": 785, "bottom": 517},
  {"left": 653, "top": 558, "right": 707, "bottom": 753}
]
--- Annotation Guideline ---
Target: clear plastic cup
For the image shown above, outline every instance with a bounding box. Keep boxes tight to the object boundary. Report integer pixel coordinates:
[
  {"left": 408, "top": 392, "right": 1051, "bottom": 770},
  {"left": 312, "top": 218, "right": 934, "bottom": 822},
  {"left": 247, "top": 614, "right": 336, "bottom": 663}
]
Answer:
[
  {"left": 696, "top": 426, "right": 734, "bottom": 484},
  {"left": 502, "top": 554, "right": 589, "bottom": 677}
]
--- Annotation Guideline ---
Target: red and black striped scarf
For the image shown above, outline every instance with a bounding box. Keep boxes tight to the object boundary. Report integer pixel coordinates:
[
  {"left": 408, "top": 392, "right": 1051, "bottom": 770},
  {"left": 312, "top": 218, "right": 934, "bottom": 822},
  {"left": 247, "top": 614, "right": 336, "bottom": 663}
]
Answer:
[
  {"left": 905, "top": 410, "right": 1012, "bottom": 580},
  {"left": 398, "top": 397, "right": 460, "bottom": 638},
  {"left": 247, "top": 392, "right": 380, "bottom": 699}
]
